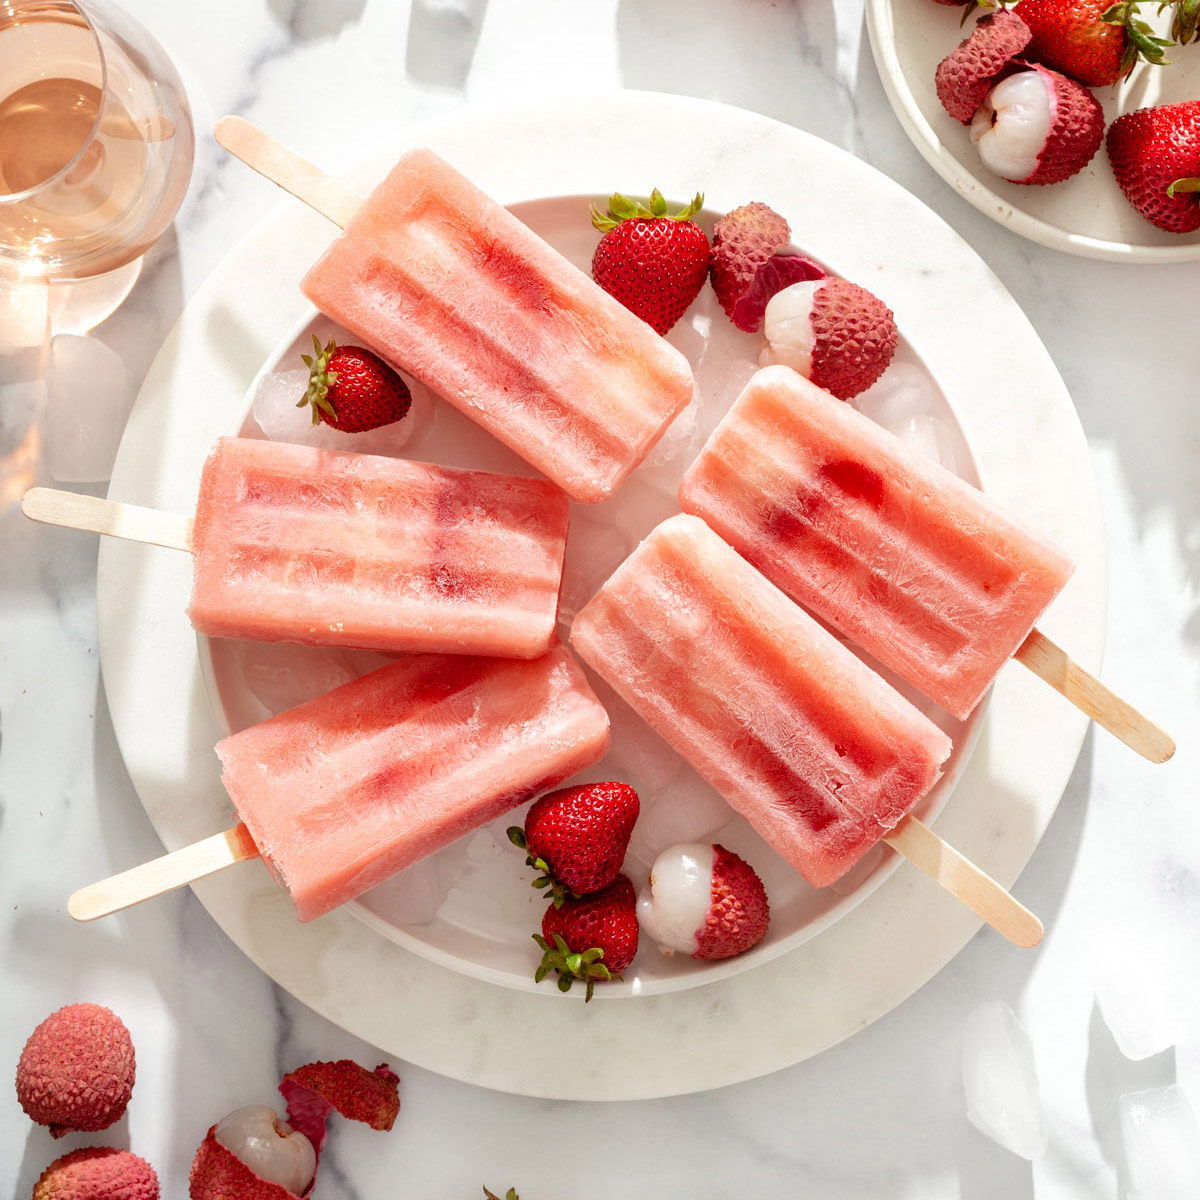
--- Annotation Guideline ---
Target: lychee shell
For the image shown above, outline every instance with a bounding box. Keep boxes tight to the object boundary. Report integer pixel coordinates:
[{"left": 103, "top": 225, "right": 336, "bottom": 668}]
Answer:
[
  {"left": 33, "top": 1147, "right": 159, "bottom": 1200},
  {"left": 808, "top": 278, "right": 899, "bottom": 400},
  {"left": 17, "top": 1003, "right": 135, "bottom": 1137},
  {"left": 935, "top": 10, "right": 1032, "bottom": 124},
  {"left": 694, "top": 845, "right": 770, "bottom": 961}
]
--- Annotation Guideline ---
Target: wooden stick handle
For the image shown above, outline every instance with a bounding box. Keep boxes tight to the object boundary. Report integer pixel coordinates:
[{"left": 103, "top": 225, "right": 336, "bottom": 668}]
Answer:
[
  {"left": 884, "top": 817, "right": 1043, "bottom": 948},
  {"left": 68, "top": 825, "right": 260, "bottom": 921},
  {"left": 21, "top": 487, "right": 193, "bottom": 552},
  {"left": 214, "top": 115, "right": 362, "bottom": 229},
  {"left": 1016, "top": 629, "right": 1175, "bottom": 764}
]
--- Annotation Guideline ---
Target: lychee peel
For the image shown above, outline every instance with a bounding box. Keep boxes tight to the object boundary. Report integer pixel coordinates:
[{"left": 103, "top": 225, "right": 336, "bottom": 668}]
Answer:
[
  {"left": 710, "top": 201, "right": 826, "bottom": 332},
  {"left": 190, "top": 1127, "right": 303, "bottom": 1200},
  {"left": 17, "top": 1003, "right": 136, "bottom": 1137},
  {"left": 1017, "top": 63, "right": 1104, "bottom": 185},
  {"left": 808, "top": 278, "right": 899, "bottom": 400},
  {"left": 34, "top": 1147, "right": 159, "bottom": 1200},
  {"left": 694, "top": 844, "right": 771, "bottom": 961},
  {"left": 279, "top": 1061, "right": 400, "bottom": 1164},
  {"left": 935, "top": 10, "right": 1032, "bottom": 124}
]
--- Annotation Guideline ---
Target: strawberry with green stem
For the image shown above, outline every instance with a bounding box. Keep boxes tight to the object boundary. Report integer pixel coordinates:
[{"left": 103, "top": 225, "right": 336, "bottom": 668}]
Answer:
[
  {"left": 300, "top": 335, "right": 411, "bottom": 433},
  {"left": 590, "top": 189, "right": 709, "bottom": 335},
  {"left": 534, "top": 875, "right": 639, "bottom": 1001}
]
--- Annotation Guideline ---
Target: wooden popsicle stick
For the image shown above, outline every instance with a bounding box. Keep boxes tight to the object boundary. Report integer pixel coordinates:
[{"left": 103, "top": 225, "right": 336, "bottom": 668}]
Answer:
[
  {"left": 1016, "top": 629, "right": 1175, "bottom": 764},
  {"left": 214, "top": 115, "right": 361, "bottom": 230},
  {"left": 21, "top": 487, "right": 193, "bottom": 552},
  {"left": 884, "top": 817, "right": 1043, "bottom": 948},
  {"left": 67, "top": 824, "right": 259, "bottom": 921}
]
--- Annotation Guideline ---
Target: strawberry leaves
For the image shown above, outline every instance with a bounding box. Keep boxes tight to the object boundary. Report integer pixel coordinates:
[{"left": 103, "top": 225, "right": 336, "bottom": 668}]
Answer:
[
  {"left": 506, "top": 826, "right": 579, "bottom": 909},
  {"left": 590, "top": 189, "right": 704, "bottom": 232},
  {"left": 300, "top": 334, "right": 340, "bottom": 426},
  {"left": 1099, "top": 1, "right": 1173, "bottom": 73},
  {"left": 532, "top": 932, "right": 619, "bottom": 1003}
]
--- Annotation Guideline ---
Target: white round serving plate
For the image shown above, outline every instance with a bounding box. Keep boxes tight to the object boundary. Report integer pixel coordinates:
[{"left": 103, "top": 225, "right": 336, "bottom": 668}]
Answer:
[
  {"left": 867, "top": 0, "right": 1200, "bottom": 261},
  {"left": 98, "top": 92, "right": 1104, "bottom": 1099}
]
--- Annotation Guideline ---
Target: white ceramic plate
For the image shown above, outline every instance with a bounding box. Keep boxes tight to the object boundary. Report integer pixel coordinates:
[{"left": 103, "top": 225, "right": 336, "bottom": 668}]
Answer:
[
  {"left": 98, "top": 92, "right": 1103, "bottom": 1098},
  {"left": 867, "top": 0, "right": 1200, "bottom": 261}
]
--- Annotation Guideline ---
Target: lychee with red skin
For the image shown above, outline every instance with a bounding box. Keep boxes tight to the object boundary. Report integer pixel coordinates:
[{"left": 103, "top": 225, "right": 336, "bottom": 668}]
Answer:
[
  {"left": 709, "top": 201, "right": 826, "bottom": 332},
  {"left": 638, "top": 843, "right": 770, "bottom": 961},
  {"left": 17, "top": 1003, "right": 135, "bottom": 1138},
  {"left": 761, "top": 277, "right": 899, "bottom": 401},
  {"left": 970, "top": 64, "right": 1104, "bottom": 185},
  {"left": 935, "top": 10, "right": 1032, "bottom": 124},
  {"left": 32, "top": 1147, "right": 159, "bottom": 1200}
]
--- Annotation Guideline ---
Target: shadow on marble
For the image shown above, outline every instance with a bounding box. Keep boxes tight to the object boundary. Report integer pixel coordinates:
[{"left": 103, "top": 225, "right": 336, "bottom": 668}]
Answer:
[
  {"left": 406, "top": 0, "right": 489, "bottom": 89},
  {"left": 267, "top": 0, "right": 367, "bottom": 42},
  {"left": 1085, "top": 1001, "right": 1178, "bottom": 1199},
  {"left": 616, "top": 0, "right": 848, "bottom": 146},
  {"left": 956, "top": 1130, "right": 1035, "bottom": 1200}
]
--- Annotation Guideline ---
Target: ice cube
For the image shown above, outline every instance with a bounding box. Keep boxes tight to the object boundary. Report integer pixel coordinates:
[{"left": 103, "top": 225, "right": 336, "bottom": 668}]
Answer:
[
  {"left": 890, "top": 412, "right": 958, "bottom": 473},
  {"left": 605, "top": 697, "right": 685, "bottom": 794},
  {"left": 1120, "top": 1085, "right": 1200, "bottom": 1200},
  {"left": 961, "top": 1000, "right": 1048, "bottom": 1160},
  {"left": 404, "top": 0, "right": 488, "bottom": 88},
  {"left": 556, "top": 517, "right": 630, "bottom": 628},
  {"left": 237, "top": 642, "right": 358, "bottom": 717},
  {"left": 627, "top": 776, "right": 734, "bottom": 864},
  {"left": 251, "top": 366, "right": 427, "bottom": 456},
  {"left": 854, "top": 361, "right": 936, "bottom": 429},
  {"left": 367, "top": 858, "right": 443, "bottom": 927},
  {"left": 44, "top": 334, "right": 133, "bottom": 484},
  {"left": 1095, "top": 952, "right": 1186, "bottom": 1062}
]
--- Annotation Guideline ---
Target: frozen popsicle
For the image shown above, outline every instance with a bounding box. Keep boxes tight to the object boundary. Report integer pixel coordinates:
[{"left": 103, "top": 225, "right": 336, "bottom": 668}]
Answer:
[
  {"left": 571, "top": 513, "right": 950, "bottom": 885},
  {"left": 214, "top": 116, "right": 695, "bottom": 504},
  {"left": 679, "top": 366, "right": 1173, "bottom": 761},
  {"left": 68, "top": 645, "right": 611, "bottom": 923},
  {"left": 24, "top": 436, "right": 570, "bottom": 659}
]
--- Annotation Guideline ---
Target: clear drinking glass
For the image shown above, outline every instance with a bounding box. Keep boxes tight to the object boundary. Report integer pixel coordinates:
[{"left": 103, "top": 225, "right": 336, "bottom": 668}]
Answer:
[{"left": 0, "top": 0, "right": 194, "bottom": 282}]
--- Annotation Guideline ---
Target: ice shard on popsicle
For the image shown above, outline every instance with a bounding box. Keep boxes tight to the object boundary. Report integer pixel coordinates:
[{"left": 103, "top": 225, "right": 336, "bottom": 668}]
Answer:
[
  {"left": 188, "top": 437, "right": 569, "bottom": 658},
  {"left": 678, "top": 366, "right": 1074, "bottom": 719},
  {"left": 218, "top": 644, "right": 611, "bottom": 921},
  {"left": 569, "top": 515, "right": 952, "bottom": 887},
  {"left": 300, "top": 149, "right": 695, "bottom": 503}
]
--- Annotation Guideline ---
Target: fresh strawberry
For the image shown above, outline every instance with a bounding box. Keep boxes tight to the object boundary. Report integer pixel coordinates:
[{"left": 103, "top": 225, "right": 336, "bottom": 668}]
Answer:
[
  {"left": 1106, "top": 101, "right": 1200, "bottom": 231},
  {"left": 508, "top": 781, "right": 640, "bottom": 904},
  {"left": 1015, "top": 0, "right": 1171, "bottom": 87},
  {"left": 300, "top": 335, "right": 411, "bottom": 432},
  {"left": 637, "top": 843, "right": 770, "bottom": 962},
  {"left": 535, "top": 875, "right": 639, "bottom": 1000},
  {"left": 590, "top": 190, "right": 710, "bottom": 335}
]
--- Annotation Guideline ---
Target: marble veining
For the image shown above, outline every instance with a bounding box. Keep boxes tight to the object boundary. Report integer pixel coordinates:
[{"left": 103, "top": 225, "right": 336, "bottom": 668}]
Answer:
[{"left": 2, "top": 1, "right": 1199, "bottom": 1197}]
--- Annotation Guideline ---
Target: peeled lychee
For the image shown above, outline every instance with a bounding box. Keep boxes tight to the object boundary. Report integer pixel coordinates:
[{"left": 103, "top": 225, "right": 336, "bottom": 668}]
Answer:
[
  {"left": 190, "top": 1126, "right": 303, "bottom": 1200},
  {"left": 761, "top": 277, "right": 898, "bottom": 400},
  {"left": 216, "top": 1107, "right": 316, "bottom": 1194},
  {"left": 33, "top": 1147, "right": 159, "bottom": 1200},
  {"left": 637, "top": 843, "right": 770, "bottom": 961},
  {"left": 709, "top": 201, "right": 826, "bottom": 332},
  {"left": 935, "top": 10, "right": 1032, "bottom": 124},
  {"left": 17, "top": 1003, "right": 135, "bottom": 1137},
  {"left": 970, "top": 64, "right": 1104, "bottom": 185}
]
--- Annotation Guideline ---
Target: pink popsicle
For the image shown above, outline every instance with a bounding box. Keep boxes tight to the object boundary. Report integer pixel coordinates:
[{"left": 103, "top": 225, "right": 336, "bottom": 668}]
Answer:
[
  {"left": 679, "top": 366, "right": 1074, "bottom": 719},
  {"left": 569, "top": 515, "right": 952, "bottom": 887},
  {"left": 188, "top": 437, "right": 569, "bottom": 658},
  {"left": 300, "top": 149, "right": 695, "bottom": 503},
  {"left": 218, "top": 644, "right": 611, "bottom": 921}
]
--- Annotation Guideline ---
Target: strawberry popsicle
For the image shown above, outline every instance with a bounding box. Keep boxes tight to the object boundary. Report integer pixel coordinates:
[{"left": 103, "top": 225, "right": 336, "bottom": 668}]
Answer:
[
  {"left": 218, "top": 644, "right": 611, "bottom": 921},
  {"left": 678, "top": 366, "right": 1074, "bottom": 720},
  {"left": 300, "top": 149, "right": 695, "bottom": 503},
  {"left": 569, "top": 515, "right": 952, "bottom": 887},
  {"left": 188, "top": 437, "right": 569, "bottom": 658}
]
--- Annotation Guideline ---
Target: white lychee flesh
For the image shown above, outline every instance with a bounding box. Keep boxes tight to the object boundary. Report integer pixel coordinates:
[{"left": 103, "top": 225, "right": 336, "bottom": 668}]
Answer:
[
  {"left": 970, "top": 70, "right": 1051, "bottom": 182},
  {"left": 637, "top": 843, "right": 715, "bottom": 955},
  {"left": 215, "top": 1105, "right": 317, "bottom": 1194},
  {"left": 759, "top": 280, "right": 825, "bottom": 376}
]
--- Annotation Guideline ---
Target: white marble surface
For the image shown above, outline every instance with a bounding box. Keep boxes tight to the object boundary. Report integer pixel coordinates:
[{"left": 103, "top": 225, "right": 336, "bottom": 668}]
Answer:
[{"left": 1, "top": 1, "right": 1198, "bottom": 1197}]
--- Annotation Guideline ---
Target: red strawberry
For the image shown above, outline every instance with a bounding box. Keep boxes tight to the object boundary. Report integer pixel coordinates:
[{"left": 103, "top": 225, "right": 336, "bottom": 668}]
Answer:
[
  {"left": 536, "top": 875, "right": 639, "bottom": 1000},
  {"left": 1106, "top": 101, "right": 1200, "bottom": 232},
  {"left": 637, "top": 843, "right": 770, "bottom": 962},
  {"left": 300, "top": 336, "right": 411, "bottom": 432},
  {"left": 508, "top": 781, "right": 640, "bottom": 904},
  {"left": 1015, "top": 0, "right": 1171, "bottom": 88},
  {"left": 590, "top": 190, "right": 710, "bottom": 335}
]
